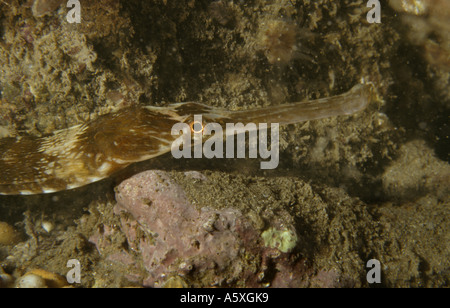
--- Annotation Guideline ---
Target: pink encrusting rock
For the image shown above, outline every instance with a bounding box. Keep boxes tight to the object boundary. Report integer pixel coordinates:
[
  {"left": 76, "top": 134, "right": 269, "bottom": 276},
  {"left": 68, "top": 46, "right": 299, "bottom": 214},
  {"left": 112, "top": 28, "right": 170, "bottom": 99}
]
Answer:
[{"left": 114, "top": 170, "right": 260, "bottom": 287}]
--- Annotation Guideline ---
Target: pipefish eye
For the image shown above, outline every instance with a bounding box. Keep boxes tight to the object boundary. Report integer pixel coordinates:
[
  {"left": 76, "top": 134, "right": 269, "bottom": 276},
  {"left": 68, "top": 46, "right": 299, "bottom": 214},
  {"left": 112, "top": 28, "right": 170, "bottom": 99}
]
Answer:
[{"left": 190, "top": 120, "right": 204, "bottom": 133}]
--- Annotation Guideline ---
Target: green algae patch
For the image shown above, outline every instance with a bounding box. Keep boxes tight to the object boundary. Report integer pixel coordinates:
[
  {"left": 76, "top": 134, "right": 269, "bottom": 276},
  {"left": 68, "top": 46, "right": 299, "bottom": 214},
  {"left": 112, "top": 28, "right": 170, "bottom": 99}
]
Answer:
[{"left": 261, "top": 227, "right": 298, "bottom": 253}]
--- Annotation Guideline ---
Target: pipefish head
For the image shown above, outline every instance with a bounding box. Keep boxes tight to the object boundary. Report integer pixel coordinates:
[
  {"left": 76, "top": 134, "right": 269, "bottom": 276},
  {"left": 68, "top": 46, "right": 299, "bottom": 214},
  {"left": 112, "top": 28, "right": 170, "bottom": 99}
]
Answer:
[
  {"left": 163, "top": 82, "right": 376, "bottom": 139},
  {"left": 164, "top": 102, "right": 234, "bottom": 141},
  {"left": 170, "top": 102, "right": 233, "bottom": 123},
  {"left": 167, "top": 82, "right": 376, "bottom": 132}
]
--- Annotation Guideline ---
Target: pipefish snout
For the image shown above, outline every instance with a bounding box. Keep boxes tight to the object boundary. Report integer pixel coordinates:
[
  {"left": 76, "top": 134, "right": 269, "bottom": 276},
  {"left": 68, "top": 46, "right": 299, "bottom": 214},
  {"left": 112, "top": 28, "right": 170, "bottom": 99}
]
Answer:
[{"left": 0, "top": 82, "right": 375, "bottom": 195}]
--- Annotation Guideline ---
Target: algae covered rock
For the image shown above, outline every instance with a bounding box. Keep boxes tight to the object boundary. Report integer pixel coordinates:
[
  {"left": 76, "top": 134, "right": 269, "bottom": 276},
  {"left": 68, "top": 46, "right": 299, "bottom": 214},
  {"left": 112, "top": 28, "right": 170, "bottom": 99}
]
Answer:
[{"left": 261, "top": 226, "right": 298, "bottom": 253}]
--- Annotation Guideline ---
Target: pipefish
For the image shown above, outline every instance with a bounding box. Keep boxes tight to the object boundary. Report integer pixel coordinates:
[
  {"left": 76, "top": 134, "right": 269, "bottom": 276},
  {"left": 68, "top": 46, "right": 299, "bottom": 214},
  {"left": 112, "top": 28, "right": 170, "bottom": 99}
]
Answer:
[{"left": 0, "top": 82, "right": 375, "bottom": 195}]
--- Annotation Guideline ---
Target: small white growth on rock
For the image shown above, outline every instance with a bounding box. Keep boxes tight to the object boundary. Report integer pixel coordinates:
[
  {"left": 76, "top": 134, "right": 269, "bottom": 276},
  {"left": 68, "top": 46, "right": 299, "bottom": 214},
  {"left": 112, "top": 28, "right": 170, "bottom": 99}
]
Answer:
[
  {"left": 42, "top": 221, "right": 54, "bottom": 233},
  {"left": 16, "top": 274, "right": 47, "bottom": 288}
]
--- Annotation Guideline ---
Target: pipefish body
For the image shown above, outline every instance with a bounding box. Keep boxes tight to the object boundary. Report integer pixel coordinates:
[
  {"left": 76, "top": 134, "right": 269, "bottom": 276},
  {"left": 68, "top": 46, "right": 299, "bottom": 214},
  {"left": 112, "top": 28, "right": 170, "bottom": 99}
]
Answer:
[{"left": 0, "top": 83, "right": 375, "bottom": 195}]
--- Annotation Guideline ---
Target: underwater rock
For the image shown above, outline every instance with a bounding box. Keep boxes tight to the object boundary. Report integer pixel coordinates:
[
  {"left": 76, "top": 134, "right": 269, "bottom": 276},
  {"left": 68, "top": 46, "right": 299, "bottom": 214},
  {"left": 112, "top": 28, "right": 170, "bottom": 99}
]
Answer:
[
  {"left": 87, "top": 170, "right": 361, "bottom": 287},
  {"left": 16, "top": 269, "right": 68, "bottom": 288},
  {"left": 0, "top": 267, "right": 14, "bottom": 288},
  {"left": 0, "top": 221, "right": 20, "bottom": 246},
  {"left": 111, "top": 170, "right": 310, "bottom": 287},
  {"left": 32, "top": 0, "right": 64, "bottom": 17},
  {"left": 389, "top": 0, "right": 450, "bottom": 70},
  {"left": 382, "top": 140, "right": 450, "bottom": 200},
  {"left": 114, "top": 170, "right": 260, "bottom": 287},
  {"left": 16, "top": 273, "right": 47, "bottom": 288}
]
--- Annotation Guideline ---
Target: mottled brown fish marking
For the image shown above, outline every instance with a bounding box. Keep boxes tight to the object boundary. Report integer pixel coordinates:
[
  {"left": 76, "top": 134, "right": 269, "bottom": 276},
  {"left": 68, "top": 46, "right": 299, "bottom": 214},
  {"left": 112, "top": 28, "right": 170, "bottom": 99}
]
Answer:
[
  {"left": 0, "top": 107, "right": 183, "bottom": 195},
  {"left": 0, "top": 83, "right": 374, "bottom": 195}
]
